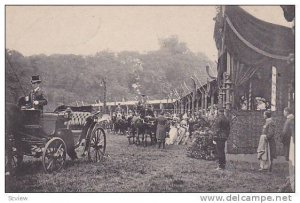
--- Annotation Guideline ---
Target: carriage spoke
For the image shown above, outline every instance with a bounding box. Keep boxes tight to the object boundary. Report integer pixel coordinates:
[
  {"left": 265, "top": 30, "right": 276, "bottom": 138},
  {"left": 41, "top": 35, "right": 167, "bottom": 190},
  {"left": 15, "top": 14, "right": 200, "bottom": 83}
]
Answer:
[
  {"left": 98, "top": 150, "right": 105, "bottom": 156},
  {"left": 95, "top": 130, "right": 100, "bottom": 142},
  {"left": 57, "top": 144, "right": 62, "bottom": 153},
  {"left": 91, "top": 137, "right": 97, "bottom": 146},
  {"left": 47, "top": 159, "right": 54, "bottom": 170}
]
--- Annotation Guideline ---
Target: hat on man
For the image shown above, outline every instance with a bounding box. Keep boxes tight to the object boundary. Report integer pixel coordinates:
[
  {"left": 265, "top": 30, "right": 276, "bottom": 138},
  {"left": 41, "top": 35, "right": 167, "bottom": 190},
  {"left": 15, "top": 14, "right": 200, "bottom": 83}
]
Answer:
[{"left": 31, "top": 75, "right": 41, "bottom": 84}]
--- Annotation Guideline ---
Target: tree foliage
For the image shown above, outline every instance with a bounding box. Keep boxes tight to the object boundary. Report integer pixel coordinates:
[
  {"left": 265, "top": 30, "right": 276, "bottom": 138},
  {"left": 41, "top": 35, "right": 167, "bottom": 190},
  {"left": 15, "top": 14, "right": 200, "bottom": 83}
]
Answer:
[{"left": 5, "top": 37, "right": 216, "bottom": 111}]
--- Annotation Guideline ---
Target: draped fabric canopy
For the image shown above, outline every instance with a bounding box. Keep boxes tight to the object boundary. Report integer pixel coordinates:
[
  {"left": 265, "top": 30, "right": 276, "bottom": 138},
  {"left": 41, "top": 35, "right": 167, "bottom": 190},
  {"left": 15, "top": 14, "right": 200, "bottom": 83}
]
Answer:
[
  {"left": 215, "top": 6, "right": 294, "bottom": 110},
  {"left": 224, "top": 6, "right": 294, "bottom": 69},
  {"left": 216, "top": 6, "right": 294, "bottom": 88}
]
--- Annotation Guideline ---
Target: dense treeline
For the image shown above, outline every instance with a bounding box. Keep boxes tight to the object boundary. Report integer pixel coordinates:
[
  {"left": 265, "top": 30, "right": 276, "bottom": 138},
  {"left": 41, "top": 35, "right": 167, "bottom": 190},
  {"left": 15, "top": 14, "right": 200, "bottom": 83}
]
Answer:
[{"left": 6, "top": 36, "right": 216, "bottom": 111}]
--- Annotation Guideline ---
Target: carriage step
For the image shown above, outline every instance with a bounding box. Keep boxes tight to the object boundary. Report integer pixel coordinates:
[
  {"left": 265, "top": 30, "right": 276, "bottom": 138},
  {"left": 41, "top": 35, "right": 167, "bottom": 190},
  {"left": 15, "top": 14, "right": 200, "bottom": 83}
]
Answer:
[{"left": 24, "top": 125, "right": 41, "bottom": 129}]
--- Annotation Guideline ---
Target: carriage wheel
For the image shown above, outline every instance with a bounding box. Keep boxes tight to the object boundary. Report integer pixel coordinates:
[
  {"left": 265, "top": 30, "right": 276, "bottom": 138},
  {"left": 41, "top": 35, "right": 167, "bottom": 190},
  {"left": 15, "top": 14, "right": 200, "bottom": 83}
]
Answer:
[
  {"left": 42, "top": 137, "right": 67, "bottom": 173},
  {"left": 88, "top": 127, "right": 106, "bottom": 162}
]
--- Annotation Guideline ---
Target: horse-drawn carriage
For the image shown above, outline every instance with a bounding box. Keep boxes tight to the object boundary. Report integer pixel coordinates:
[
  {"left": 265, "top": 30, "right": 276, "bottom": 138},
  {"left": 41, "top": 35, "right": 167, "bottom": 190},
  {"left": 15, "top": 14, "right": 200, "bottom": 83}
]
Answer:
[{"left": 5, "top": 104, "right": 106, "bottom": 174}]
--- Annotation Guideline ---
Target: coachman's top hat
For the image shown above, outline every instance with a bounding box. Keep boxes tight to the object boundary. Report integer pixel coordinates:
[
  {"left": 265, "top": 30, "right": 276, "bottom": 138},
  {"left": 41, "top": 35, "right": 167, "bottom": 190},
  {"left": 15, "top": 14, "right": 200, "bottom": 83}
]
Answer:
[{"left": 31, "top": 75, "right": 41, "bottom": 84}]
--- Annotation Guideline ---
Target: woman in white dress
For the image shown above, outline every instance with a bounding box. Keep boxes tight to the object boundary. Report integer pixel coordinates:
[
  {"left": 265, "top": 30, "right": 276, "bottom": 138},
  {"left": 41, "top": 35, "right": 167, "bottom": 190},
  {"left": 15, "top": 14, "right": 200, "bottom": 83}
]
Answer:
[
  {"left": 166, "top": 119, "right": 179, "bottom": 145},
  {"left": 176, "top": 117, "right": 189, "bottom": 145}
]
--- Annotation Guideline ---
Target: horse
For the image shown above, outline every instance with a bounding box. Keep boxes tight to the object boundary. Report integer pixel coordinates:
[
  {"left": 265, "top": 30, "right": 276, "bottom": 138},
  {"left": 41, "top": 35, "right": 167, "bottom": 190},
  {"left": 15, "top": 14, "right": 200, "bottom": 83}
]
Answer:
[
  {"left": 128, "top": 115, "right": 157, "bottom": 146},
  {"left": 114, "top": 114, "right": 129, "bottom": 135}
]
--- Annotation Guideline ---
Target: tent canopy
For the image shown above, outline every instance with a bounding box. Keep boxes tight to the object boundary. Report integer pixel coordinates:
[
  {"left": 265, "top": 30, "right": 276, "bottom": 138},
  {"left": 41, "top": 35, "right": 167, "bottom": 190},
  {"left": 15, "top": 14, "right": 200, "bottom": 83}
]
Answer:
[{"left": 223, "top": 6, "right": 294, "bottom": 68}]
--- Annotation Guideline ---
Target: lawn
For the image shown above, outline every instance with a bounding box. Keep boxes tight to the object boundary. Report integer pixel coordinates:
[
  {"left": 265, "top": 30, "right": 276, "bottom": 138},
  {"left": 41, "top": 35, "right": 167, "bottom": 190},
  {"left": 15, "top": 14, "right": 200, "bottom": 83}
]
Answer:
[{"left": 5, "top": 132, "right": 290, "bottom": 193}]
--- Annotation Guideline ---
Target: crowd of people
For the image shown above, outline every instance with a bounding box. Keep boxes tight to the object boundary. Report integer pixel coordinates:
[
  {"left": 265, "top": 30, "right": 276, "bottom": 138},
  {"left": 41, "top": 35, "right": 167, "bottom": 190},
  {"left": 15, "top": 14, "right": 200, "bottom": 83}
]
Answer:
[
  {"left": 110, "top": 102, "right": 232, "bottom": 169},
  {"left": 110, "top": 101, "right": 295, "bottom": 178},
  {"left": 19, "top": 74, "right": 295, "bottom": 176},
  {"left": 9, "top": 75, "right": 295, "bottom": 192}
]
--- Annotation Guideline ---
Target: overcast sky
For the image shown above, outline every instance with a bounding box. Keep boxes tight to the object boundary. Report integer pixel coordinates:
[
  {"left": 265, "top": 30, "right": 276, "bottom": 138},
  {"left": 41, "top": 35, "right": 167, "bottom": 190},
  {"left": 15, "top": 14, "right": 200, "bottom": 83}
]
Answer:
[{"left": 6, "top": 6, "right": 291, "bottom": 61}]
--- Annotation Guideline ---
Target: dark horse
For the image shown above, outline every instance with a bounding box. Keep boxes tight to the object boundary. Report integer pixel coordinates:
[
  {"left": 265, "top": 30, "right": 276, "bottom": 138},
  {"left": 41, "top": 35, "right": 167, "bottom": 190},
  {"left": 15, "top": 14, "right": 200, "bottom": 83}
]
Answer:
[
  {"left": 128, "top": 116, "right": 157, "bottom": 146},
  {"left": 115, "top": 117, "right": 129, "bottom": 135},
  {"left": 111, "top": 113, "right": 128, "bottom": 135}
]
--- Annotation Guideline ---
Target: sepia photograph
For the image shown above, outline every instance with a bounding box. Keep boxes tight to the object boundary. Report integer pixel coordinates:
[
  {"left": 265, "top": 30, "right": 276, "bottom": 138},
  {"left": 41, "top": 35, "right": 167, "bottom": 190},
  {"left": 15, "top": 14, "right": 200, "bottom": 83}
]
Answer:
[{"left": 4, "top": 2, "right": 296, "bottom": 197}]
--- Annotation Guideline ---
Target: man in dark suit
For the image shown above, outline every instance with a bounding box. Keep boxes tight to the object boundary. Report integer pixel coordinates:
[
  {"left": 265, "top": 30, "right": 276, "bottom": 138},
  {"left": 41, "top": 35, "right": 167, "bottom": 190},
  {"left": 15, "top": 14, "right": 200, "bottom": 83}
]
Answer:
[
  {"left": 212, "top": 108, "right": 231, "bottom": 170},
  {"left": 281, "top": 107, "right": 295, "bottom": 161},
  {"left": 26, "top": 75, "right": 47, "bottom": 111},
  {"left": 156, "top": 111, "right": 168, "bottom": 149}
]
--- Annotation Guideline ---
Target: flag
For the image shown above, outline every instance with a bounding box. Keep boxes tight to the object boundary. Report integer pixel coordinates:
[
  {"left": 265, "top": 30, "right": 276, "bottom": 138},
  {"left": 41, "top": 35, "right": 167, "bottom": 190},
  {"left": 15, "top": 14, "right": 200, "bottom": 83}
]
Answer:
[
  {"left": 207, "top": 78, "right": 211, "bottom": 97},
  {"left": 191, "top": 76, "right": 197, "bottom": 100},
  {"left": 190, "top": 76, "right": 197, "bottom": 92},
  {"left": 173, "top": 89, "right": 180, "bottom": 99},
  {"left": 180, "top": 84, "right": 187, "bottom": 95},
  {"left": 183, "top": 81, "right": 191, "bottom": 92},
  {"left": 193, "top": 73, "right": 207, "bottom": 94}
]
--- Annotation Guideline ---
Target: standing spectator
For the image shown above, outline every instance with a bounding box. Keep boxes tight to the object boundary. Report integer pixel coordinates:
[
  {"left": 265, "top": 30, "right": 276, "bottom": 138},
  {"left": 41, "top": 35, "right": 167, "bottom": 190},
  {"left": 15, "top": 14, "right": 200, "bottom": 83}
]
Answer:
[
  {"left": 166, "top": 118, "right": 179, "bottom": 145},
  {"left": 212, "top": 108, "right": 230, "bottom": 170},
  {"left": 261, "top": 110, "right": 277, "bottom": 172},
  {"left": 153, "top": 111, "right": 158, "bottom": 118},
  {"left": 115, "top": 103, "right": 123, "bottom": 114},
  {"left": 281, "top": 107, "right": 294, "bottom": 161},
  {"left": 176, "top": 116, "right": 189, "bottom": 145},
  {"left": 156, "top": 111, "right": 168, "bottom": 149}
]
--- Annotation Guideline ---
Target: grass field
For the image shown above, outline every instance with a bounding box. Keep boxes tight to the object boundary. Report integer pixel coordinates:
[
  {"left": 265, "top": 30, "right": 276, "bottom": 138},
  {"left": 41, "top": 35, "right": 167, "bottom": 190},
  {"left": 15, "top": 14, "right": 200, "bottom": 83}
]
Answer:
[{"left": 6, "top": 132, "right": 290, "bottom": 193}]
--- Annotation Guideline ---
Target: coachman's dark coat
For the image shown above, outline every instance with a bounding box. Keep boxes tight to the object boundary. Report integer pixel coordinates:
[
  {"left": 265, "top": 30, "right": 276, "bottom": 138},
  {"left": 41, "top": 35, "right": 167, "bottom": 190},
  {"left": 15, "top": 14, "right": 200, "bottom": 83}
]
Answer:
[{"left": 29, "top": 88, "right": 48, "bottom": 111}]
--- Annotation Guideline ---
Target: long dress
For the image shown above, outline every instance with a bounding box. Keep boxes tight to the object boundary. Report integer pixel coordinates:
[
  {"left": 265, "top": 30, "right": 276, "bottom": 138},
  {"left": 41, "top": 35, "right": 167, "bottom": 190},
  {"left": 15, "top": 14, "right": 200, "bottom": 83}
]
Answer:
[
  {"left": 262, "top": 118, "right": 277, "bottom": 160},
  {"left": 176, "top": 120, "right": 189, "bottom": 145},
  {"left": 166, "top": 123, "right": 178, "bottom": 145},
  {"left": 257, "top": 134, "right": 271, "bottom": 169},
  {"left": 257, "top": 118, "right": 276, "bottom": 170}
]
